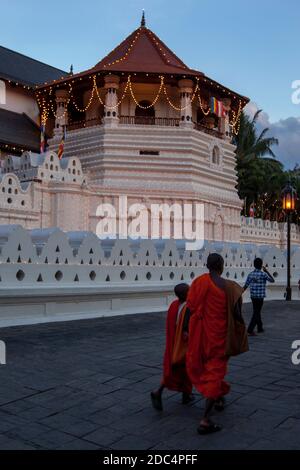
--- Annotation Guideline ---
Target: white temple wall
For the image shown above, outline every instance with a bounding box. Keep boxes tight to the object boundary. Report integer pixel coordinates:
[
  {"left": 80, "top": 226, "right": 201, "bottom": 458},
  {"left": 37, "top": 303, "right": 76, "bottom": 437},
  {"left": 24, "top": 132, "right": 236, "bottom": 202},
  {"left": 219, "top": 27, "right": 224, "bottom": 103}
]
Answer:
[
  {"left": 0, "top": 225, "right": 299, "bottom": 327},
  {"left": 240, "top": 216, "right": 300, "bottom": 248},
  {"left": 1, "top": 151, "right": 299, "bottom": 246},
  {"left": 0, "top": 82, "right": 39, "bottom": 123}
]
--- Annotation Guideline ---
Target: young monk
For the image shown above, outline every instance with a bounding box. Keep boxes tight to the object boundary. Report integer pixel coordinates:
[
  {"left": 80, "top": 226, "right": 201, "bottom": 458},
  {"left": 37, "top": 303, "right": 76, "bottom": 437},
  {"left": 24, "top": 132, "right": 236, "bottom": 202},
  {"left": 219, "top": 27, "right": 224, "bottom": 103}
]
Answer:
[
  {"left": 186, "top": 253, "right": 248, "bottom": 434},
  {"left": 151, "top": 283, "right": 194, "bottom": 411}
]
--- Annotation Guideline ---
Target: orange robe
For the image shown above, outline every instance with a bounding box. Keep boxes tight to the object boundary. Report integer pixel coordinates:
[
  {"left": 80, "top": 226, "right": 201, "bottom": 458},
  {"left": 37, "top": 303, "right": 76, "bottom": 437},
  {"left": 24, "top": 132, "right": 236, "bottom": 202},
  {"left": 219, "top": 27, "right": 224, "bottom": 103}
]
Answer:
[
  {"left": 186, "top": 273, "right": 230, "bottom": 400},
  {"left": 162, "top": 300, "right": 192, "bottom": 394}
]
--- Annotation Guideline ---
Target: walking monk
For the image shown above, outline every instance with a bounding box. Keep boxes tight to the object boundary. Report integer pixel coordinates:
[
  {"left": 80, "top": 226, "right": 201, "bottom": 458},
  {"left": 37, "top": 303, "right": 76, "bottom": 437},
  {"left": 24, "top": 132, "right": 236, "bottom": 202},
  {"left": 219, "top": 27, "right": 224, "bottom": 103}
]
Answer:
[
  {"left": 186, "top": 253, "right": 248, "bottom": 434},
  {"left": 151, "top": 283, "right": 194, "bottom": 411}
]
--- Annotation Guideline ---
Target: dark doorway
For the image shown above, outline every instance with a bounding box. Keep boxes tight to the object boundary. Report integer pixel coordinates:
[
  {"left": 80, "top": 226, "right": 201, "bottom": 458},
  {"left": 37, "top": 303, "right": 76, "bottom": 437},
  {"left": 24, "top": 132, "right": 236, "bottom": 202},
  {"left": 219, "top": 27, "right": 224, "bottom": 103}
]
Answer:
[{"left": 135, "top": 101, "right": 155, "bottom": 124}]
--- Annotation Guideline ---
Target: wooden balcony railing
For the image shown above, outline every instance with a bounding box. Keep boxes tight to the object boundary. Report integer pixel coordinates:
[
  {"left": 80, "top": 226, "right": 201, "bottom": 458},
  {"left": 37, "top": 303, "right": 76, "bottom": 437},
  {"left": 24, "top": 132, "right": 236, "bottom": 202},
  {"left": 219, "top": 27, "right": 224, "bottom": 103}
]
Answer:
[
  {"left": 65, "top": 115, "right": 223, "bottom": 139},
  {"left": 119, "top": 115, "right": 180, "bottom": 126},
  {"left": 193, "top": 122, "right": 223, "bottom": 139},
  {"left": 66, "top": 117, "right": 102, "bottom": 131}
]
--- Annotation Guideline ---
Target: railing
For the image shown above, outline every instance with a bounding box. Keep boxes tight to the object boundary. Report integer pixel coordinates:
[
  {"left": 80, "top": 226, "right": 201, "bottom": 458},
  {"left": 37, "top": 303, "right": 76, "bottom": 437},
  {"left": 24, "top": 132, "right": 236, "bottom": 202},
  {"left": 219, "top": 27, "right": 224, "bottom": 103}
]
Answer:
[
  {"left": 193, "top": 122, "right": 223, "bottom": 139},
  {"left": 119, "top": 115, "right": 180, "bottom": 126},
  {"left": 66, "top": 117, "right": 102, "bottom": 131},
  {"left": 65, "top": 116, "right": 223, "bottom": 139}
]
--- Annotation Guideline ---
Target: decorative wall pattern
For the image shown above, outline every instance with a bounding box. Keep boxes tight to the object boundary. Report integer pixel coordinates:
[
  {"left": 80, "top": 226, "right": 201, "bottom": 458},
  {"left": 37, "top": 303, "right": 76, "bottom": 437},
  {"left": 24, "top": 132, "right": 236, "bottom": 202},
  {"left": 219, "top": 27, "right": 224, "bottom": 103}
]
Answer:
[{"left": 0, "top": 225, "right": 299, "bottom": 287}]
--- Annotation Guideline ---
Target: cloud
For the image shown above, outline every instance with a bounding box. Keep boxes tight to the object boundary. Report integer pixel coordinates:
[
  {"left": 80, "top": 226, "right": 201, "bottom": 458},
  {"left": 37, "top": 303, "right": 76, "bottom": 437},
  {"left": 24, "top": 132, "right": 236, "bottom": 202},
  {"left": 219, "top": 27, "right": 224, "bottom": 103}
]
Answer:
[{"left": 244, "top": 102, "right": 300, "bottom": 169}]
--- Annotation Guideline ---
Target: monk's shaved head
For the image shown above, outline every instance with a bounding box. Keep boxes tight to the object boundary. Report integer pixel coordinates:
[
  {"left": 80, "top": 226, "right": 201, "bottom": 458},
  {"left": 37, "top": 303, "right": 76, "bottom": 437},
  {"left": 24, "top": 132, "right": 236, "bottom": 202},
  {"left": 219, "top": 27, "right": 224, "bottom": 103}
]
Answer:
[
  {"left": 174, "top": 283, "right": 189, "bottom": 302},
  {"left": 207, "top": 253, "right": 224, "bottom": 274}
]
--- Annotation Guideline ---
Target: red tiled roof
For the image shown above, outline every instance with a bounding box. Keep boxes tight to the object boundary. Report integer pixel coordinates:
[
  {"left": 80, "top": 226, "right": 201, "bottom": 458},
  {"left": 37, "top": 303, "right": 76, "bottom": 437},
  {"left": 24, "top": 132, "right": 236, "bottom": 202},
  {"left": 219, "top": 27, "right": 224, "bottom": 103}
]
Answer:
[
  {"left": 36, "top": 23, "right": 249, "bottom": 104},
  {"left": 37, "top": 26, "right": 202, "bottom": 89},
  {"left": 92, "top": 26, "right": 202, "bottom": 76}
]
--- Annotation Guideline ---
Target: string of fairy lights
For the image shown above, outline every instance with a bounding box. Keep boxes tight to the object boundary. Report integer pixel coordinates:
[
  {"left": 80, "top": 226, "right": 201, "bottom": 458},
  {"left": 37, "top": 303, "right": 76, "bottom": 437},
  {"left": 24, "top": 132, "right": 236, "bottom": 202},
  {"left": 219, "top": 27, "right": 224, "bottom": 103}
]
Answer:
[
  {"left": 103, "top": 29, "right": 142, "bottom": 68},
  {"left": 230, "top": 100, "right": 243, "bottom": 135},
  {"left": 36, "top": 74, "right": 242, "bottom": 133},
  {"left": 34, "top": 24, "right": 245, "bottom": 132},
  {"left": 244, "top": 191, "right": 300, "bottom": 223}
]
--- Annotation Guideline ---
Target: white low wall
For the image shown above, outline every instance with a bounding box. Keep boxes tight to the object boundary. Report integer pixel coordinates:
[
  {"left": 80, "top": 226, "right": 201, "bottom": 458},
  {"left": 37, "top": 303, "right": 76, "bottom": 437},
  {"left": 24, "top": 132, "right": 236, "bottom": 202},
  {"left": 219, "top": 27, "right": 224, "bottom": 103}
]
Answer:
[
  {"left": 0, "top": 225, "right": 299, "bottom": 327},
  {"left": 241, "top": 216, "right": 300, "bottom": 247}
]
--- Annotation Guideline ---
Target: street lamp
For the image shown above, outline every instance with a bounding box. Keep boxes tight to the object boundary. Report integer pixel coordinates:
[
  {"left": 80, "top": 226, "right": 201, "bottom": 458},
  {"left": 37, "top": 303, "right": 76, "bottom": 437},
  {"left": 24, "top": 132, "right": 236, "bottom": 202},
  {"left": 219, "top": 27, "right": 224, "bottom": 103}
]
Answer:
[{"left": 282, "top": 181, "right": 297, "bottom": 301}]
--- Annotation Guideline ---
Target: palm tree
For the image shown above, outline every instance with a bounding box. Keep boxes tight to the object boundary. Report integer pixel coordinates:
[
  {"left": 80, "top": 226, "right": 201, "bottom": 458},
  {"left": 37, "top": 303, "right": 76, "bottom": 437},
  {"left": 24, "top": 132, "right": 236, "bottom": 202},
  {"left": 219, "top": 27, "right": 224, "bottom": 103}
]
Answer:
[
  {"left": 235, "top": 110, "right": 280, "bottom": 214},
  {"left": 236, "top": 110, "right": 278, "bottom": 162}
]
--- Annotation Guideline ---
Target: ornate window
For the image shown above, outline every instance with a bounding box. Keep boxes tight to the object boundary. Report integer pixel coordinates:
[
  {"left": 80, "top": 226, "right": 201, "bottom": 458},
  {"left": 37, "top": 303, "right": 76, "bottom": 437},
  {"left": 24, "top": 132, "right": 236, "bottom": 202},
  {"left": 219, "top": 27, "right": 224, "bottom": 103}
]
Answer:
[{"left": 209, "top": 143, "right": 223, "bottom": 169}]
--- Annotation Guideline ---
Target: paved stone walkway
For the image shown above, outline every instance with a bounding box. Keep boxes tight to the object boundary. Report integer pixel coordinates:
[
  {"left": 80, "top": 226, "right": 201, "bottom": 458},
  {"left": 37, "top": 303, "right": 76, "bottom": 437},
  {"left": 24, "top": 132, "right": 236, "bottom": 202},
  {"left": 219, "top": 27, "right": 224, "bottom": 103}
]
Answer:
[{"left": 0, "top": 301, "right": 300, "bottom": 450}]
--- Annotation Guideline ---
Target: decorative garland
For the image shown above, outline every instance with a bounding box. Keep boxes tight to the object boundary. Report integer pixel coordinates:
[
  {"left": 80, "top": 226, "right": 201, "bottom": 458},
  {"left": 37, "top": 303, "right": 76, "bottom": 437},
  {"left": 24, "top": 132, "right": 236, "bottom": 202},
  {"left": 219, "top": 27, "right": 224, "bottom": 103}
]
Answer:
[
  {"left": 128, "top": 76, "right": 164, "bottom": 109},
  {"left": 93, "top": 75, "right": 131, "bottom": 109},
  {"left": 103, "top": 29, "right": 142, "bottom": 68},
  {"left": 36, "top": 74, "right": 243, "bottom": 132},
  {"left": 230, "top": 100, "right": 242, "bottom": 135}
]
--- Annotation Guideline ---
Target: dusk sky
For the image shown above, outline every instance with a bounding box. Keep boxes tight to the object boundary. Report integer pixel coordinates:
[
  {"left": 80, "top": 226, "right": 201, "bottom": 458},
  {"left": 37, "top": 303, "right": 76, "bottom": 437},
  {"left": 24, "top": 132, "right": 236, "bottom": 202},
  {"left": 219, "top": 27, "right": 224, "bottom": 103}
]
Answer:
[{"left": 1, "top": 0, "right": 300, "bottom": 167}]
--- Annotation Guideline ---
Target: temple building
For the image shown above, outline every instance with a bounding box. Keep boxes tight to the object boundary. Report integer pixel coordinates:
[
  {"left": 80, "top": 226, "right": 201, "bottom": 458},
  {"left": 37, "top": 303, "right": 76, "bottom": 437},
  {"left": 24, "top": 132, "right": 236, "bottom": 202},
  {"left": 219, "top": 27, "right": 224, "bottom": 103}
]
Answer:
[
  {"left": 0, "top": 45, "right": 67, "bottom": 158},
  {"left": 0, "top": 14, "right": 255, "bottom": 243}
]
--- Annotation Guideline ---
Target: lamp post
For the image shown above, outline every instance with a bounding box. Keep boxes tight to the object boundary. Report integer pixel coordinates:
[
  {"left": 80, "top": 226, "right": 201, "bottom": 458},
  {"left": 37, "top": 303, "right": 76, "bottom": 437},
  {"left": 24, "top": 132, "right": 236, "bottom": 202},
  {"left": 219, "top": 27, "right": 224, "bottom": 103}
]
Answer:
[{"left": 282, "top": 181, "right": 297, "bottom": 301}]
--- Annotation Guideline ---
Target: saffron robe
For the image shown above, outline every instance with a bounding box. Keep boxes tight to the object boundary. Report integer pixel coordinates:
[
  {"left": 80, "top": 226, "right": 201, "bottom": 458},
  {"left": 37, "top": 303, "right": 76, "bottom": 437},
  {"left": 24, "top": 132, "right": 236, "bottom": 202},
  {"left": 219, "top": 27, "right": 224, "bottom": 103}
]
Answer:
[
  {"left": 186, "top": 273, "right": 247, "bottom": 400},
  {"left": 162, "top": 299, "right": 193, "bottom": 394}
]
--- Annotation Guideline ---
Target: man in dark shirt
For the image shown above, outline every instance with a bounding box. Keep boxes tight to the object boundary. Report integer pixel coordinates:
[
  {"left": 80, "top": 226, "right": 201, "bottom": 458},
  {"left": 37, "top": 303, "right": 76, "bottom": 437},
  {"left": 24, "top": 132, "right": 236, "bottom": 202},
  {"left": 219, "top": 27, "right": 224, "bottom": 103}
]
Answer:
[{"left": 243, "top": 257, "right": 275, "bottom": 336}]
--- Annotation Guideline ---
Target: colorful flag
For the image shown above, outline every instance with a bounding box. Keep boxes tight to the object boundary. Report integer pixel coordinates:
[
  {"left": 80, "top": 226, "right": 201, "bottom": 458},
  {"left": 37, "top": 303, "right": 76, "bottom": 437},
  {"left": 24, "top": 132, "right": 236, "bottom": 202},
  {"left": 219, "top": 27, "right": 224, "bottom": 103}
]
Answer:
[
  {"left": 40, "top": 123, "right": 45, "bottom": 153},
  {"left": 57, "top": 127, "right": 66, "bottom": 160},
  {"left": 249, "top": 203, "right": 255, "bottom": 218},
  {"left": 210, "top": 97, "right": 226, "bottom": 118}
]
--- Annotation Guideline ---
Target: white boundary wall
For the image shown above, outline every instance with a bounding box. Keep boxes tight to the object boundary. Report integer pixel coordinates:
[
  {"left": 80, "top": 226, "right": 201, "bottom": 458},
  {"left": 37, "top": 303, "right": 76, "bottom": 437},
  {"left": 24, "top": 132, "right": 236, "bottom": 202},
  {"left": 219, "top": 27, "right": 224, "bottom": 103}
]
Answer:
[
  {"left": 0, "top": 225, "right": 299, "bottom": 327},
  {"left": 241, "top": 216, "right": 300, "bottom": 247}
]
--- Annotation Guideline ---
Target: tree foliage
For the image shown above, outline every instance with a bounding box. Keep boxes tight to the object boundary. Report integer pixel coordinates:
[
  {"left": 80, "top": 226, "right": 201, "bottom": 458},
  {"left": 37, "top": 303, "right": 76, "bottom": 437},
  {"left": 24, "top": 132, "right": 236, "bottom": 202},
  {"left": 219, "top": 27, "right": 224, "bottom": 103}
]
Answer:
[{"left": 235, "top": 110, "right": 299, "bottom": 223}]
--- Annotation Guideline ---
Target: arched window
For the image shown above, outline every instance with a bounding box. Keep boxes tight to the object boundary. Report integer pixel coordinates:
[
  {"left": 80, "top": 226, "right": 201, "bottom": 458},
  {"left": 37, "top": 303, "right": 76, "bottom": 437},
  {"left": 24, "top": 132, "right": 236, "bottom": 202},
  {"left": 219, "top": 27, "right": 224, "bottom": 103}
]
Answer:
[
  {"left": 212, "top": 146, "right": 220, "bottom": 165},
  {"left": 135, "top": 101, "right": 155, "bottom": 125},
  {"left": 0, "top": 80, "right": 6, "bottom": 105}
]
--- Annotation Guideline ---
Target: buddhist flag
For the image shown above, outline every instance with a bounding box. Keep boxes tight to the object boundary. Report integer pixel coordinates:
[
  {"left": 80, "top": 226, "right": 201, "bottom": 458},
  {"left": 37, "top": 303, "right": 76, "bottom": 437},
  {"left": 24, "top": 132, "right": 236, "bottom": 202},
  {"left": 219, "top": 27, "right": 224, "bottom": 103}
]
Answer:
[
  {"left": 210, "top": 97, "right": 226, "bottom": 118},
  {"left": 57, "top": 127, "right": 66, "bottom": 160},
  {"left": 40, "top": 123, "right": 46, "bottom": 153},
  {"left": 249, "top": 203, "right": 255, "bottom": 218}
]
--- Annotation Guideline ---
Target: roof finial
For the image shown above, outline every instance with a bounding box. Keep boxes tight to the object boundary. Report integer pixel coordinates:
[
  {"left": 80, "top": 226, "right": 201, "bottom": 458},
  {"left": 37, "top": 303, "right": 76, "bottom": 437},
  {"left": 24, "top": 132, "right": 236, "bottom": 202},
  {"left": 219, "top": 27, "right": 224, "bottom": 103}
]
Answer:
[
  {"left": 141, "top": 9, "right": 146, "bottom": 27},
  {"left": 69, "top": 64, "right": 73, "bottom": 75}
]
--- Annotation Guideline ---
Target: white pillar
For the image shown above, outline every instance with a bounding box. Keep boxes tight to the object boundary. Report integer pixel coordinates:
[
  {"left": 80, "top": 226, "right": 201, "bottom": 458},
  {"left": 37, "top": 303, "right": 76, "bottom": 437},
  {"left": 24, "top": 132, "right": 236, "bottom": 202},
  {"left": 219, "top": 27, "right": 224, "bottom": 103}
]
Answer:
[
  {"left": 54, "top": 89, "right": 69, "bottom": 136},
  {"left": 103, "top": 75, "right": 120, "bottom": 127},
  {"left": 178, "top": 79, "right": 193, "bottom": 128}
]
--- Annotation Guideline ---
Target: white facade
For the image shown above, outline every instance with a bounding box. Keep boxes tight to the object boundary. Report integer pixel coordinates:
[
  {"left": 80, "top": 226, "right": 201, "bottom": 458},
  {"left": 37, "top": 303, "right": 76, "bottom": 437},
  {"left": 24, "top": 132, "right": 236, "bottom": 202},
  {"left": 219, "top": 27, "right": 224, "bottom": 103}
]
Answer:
[
  {"left": 0, "top": 81, "right": 39, "bottom": 123},
  {"left": 0, "top": 149, "right": 299, "bottom": 247},
  {"left": 0, "top": 79, "right": 40, "bottom": 160},
  {"left": 47, "top": 122, "right": 242, "bottom": 243}
]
